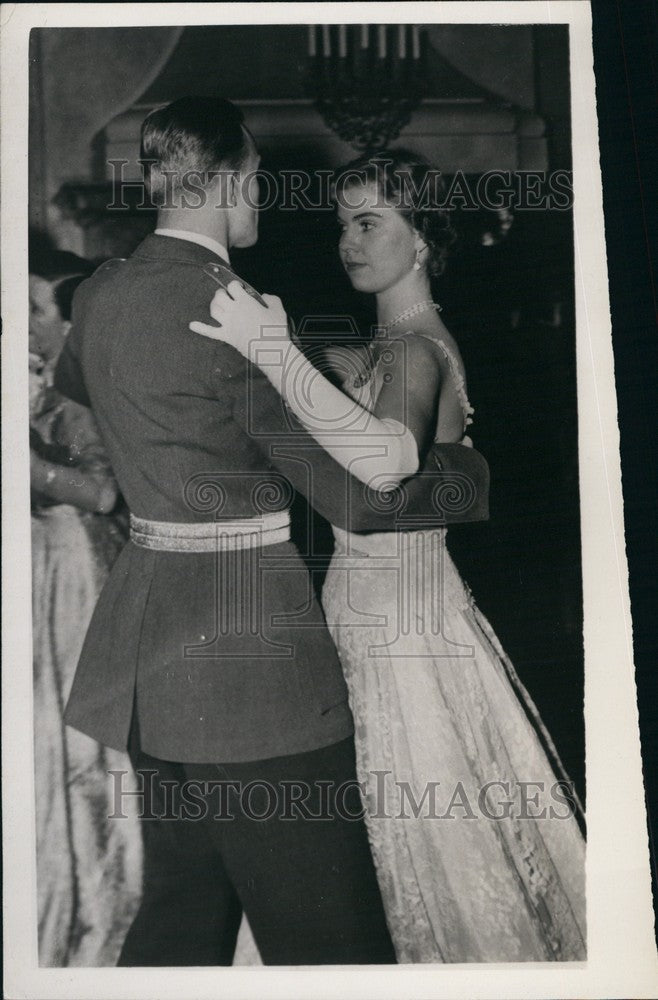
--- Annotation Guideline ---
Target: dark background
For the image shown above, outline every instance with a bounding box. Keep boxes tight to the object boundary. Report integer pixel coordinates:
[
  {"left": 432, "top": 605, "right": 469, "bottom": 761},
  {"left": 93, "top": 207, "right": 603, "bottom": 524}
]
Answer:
[{"left": 591, "top": 0, "right": 658, "bottom": 945}]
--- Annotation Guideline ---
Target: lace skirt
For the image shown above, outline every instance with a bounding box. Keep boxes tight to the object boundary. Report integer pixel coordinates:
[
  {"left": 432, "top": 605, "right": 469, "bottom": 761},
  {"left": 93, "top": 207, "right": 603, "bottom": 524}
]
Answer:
[{"left": 322, "top": 527, "right": 586, "bottom": 963}]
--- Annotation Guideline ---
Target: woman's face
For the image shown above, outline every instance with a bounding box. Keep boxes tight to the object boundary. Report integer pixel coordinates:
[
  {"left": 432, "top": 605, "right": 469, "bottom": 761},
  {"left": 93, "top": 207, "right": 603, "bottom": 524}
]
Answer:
[
  {"left": 29, "top": 275, "right": 68, "bottom": 364},
  {"left": 337, "top": 180, "right": 421, "bottom": 294}
]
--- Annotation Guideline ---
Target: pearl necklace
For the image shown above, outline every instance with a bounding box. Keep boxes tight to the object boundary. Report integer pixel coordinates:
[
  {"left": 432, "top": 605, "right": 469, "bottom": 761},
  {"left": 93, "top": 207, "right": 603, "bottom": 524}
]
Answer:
[{"left": 379, "top": 300, "right": 442, "bottom": 336}]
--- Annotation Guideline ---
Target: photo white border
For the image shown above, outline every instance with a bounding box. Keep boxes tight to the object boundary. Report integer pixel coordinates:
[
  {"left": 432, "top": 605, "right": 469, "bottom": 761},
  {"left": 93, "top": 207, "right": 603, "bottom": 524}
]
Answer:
[{"left": 3, "top": 3, "right": 657, "bottom": 997}]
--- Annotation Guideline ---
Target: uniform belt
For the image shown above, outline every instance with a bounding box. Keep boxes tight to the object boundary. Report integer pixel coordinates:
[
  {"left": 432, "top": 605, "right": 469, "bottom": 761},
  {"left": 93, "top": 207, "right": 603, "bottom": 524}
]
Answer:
[{"left": 129, "top": 511, "right": 290, "bottom": 552}]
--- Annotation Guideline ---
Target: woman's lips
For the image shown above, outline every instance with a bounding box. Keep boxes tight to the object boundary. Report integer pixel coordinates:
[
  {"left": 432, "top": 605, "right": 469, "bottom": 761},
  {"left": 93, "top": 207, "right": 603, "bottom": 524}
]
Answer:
[{"left": 343, "top": 260, "right": 367, "bottom": 271}]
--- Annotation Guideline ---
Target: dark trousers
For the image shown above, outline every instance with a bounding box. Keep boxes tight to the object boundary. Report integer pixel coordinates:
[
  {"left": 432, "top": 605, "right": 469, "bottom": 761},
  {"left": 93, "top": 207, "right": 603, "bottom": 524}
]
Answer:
[{"left": 117, "top": 718, "right": 396, "bottom": 966}]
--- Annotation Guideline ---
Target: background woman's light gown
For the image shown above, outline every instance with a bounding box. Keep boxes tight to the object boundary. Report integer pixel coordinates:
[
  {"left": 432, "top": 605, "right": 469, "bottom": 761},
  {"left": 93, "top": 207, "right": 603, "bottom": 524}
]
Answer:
[
  {"left": 31, "top": 373, "right": 142, "bottom": 966},
  {"left": 321, "top": 335, "right": 586, "bottom": 962}
]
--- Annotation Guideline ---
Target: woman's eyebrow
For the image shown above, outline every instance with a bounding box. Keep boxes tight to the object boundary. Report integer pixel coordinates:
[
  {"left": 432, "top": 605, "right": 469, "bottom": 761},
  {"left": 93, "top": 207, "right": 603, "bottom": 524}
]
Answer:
[{"left": 336, "top": 210, "right": 383, "bottom": 224}]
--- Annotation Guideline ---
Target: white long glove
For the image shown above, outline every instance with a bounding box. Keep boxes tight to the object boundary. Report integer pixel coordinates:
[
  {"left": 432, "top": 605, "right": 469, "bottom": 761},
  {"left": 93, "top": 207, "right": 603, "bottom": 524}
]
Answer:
[{"left": 190, "top": 282, "right": 419, "bottom": 485}]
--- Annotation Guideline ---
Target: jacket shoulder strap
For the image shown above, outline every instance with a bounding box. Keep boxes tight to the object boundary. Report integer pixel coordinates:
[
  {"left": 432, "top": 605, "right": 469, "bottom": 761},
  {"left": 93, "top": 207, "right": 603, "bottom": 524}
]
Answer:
[{"left": 201, "top": 261, "right": 267, "bottom": 306}]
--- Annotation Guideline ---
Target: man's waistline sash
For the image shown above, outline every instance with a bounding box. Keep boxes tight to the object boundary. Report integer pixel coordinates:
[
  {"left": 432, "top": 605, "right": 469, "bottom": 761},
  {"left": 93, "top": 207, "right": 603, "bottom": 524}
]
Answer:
[{"left": 130, "top": 511, "right": 290, "bottom": 552}]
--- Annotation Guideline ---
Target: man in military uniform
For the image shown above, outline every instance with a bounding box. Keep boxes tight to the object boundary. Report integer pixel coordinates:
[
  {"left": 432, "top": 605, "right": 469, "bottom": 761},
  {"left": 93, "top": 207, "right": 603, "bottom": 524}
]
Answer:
[{"left": 55, "top": 96, "right": 488, "bottom": 965}]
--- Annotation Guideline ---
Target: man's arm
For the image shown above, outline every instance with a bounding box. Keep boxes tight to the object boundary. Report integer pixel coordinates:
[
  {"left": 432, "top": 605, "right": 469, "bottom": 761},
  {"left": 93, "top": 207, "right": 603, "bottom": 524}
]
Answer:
[{"left": 232, "top": 368, "right": 489, "bottom": 532}]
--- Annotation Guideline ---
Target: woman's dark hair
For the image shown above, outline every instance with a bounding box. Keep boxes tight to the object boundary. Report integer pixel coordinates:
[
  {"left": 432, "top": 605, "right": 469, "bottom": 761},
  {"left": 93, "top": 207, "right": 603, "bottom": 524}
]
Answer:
[
  {"left": 29, "top": 239, "right": 93, "bottom": 321},
  {"left": 140, "top": 96, "right": 250, "bottom": 205},
  {"left": 334, "top": 149, "right": 456, "bottom": 276}
]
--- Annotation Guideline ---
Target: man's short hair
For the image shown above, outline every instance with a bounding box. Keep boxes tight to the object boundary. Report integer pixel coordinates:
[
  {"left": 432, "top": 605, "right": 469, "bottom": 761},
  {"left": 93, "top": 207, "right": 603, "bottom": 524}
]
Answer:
[{"left": 140, "top": 96, "right": 249, "bottom": 205}]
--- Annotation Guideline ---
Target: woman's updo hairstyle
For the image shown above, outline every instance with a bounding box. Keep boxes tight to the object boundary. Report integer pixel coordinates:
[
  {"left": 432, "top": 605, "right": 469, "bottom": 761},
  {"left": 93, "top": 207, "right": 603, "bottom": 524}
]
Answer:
[{"left": 334, "top": 149, "right": 456, "bottom": 277}]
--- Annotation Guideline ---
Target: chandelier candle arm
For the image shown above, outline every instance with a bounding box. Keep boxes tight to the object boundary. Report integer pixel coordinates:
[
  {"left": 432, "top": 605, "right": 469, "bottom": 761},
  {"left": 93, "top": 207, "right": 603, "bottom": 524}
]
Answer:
[
  {"left": 378, "top": 25, "right": 387, "bottom": 60},
  {"left": 338, "top": 25, "right": 347, "bottom": 60},
  {"left": 398, "top": 25, "right": 407, "bottom": 60},
  {"left": 412, "top": 26, "right": 420, "bottom": 60}
]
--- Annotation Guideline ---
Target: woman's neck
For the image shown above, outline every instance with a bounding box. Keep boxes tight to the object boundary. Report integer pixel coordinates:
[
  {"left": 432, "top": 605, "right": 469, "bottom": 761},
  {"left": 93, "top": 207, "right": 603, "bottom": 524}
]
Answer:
[{"left": 375, "top": 271, "right": 434, "bottom": 328}]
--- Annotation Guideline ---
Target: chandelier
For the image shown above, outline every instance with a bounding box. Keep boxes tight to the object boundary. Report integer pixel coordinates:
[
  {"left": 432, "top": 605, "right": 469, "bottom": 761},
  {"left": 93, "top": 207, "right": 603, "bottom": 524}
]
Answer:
[{"left": 306, "top": 24, "right": 427, "bottom": 153}]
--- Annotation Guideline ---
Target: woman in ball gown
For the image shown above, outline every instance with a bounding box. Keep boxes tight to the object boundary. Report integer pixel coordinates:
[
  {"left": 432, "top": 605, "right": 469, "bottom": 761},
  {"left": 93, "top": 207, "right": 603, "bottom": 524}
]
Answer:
[
  {"left": 190, "top": 152, "right": 587, "bottom": 963},
  {"left": 29, "top": 258, "right": 142, "bottom": 966}
]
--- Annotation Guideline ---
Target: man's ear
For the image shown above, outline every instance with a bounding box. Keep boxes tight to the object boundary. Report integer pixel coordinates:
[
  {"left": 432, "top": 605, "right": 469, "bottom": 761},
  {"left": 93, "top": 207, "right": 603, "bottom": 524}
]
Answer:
[
  {"left": 227, "top": 171, "right": 239, "bottom": 209},
  {"left": 212, "top": 169, "right": 238, "bottom": 209}
]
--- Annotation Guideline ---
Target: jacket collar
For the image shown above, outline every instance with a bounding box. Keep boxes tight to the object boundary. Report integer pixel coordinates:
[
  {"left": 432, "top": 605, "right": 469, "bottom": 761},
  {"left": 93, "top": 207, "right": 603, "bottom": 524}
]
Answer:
[
  {"left": 154, "top": 228, "right": 229, "bottom": 264},
  {"left": 132, "top": 232, "right": 231, "bottom": 268}
]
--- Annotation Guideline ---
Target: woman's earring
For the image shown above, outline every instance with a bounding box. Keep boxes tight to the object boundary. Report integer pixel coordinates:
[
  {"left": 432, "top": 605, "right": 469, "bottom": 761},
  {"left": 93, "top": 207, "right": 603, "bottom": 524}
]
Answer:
[{"left": 413, "top": 248, "right": 422, "bottom": 271}]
